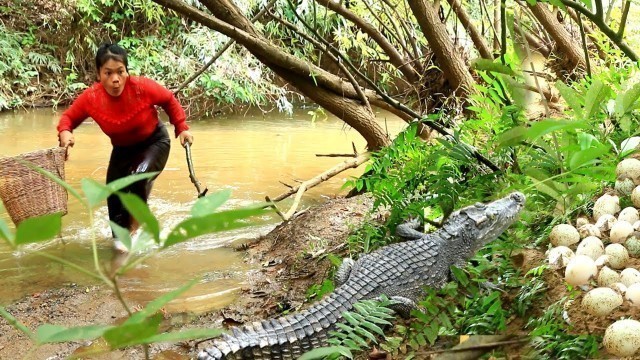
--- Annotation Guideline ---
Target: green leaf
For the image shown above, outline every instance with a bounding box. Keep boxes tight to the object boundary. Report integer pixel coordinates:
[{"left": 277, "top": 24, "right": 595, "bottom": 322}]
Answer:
[
  {"left": 82, "top": 172, "right": 158, "bottom": 207},
  {"left": 555, "top": 81, "right": 583, "bottom": 119},
  {"left": 568, "top": 146, "right": 610, "bottom": 170},
  {"left": 126, "top": 279, "right": 198, "bottom": 325},
  {"left": 164, "top": 206, "right": 268, "bottom": 248},
  {"left": 191, "top": 189, "right": 232, "bottom": 217},
  {"left": 36, "top": 324, "right": 112, "bottom": 344},
  {"left": 138, "top": 328, "right": 224, "bottom": 344},
  {"left": 584, "top": 79, "right": 611, "bottom": 119},
  {"left": 471, "top": 59, "right": 517, "bottom": 76},
  {"left": 359, "top": 319, "right": 386, "bottom": 336},
  {"left": 525, "top": 119, "right": 589, "bottom": 141},
  {"left": 298, "top": 346, "right": 353, "bottom": 360},
  {"left": 117, "top": 192, "right": 160, "bottom": 242},
  {"left": 104, "top": 314, "right": 162, "bottom": 349},
  {"left": 110, "top": 221, "right": 132, "bottom": 251},
  {"left": 353, "top": 325, "right": 378, "bottom": 343},
  {"left": 0, "top": 306, "right": 34, "bottom": 340},
  {"left": 15, "top": 213, "right": 62, "bottom": 245},
  {"left": 615, "top": 82, "right": 640, "bottom": 116}
]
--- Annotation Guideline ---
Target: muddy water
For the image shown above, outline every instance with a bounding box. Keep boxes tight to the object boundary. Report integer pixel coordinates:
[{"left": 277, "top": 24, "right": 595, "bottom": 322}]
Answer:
[{"left": 0, "top": 107, "right": 405, "bottom": 312}]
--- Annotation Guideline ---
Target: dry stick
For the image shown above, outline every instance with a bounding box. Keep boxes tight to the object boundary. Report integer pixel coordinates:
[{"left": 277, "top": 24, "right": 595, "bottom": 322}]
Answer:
[
  {"left": 270, "top": 153, "right": 371, "bottom": 219},
  {"left": 172, "top": 0, "right": 277, "bottom": 95}
]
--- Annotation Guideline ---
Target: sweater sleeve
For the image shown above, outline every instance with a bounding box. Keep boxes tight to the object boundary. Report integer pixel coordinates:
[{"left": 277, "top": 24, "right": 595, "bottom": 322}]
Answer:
[
  {"left": 57, "top": 88, "right": 91, "bottom": 134},
  {"left": 144, "top": 77, "right": 189, "bottom": 137}
]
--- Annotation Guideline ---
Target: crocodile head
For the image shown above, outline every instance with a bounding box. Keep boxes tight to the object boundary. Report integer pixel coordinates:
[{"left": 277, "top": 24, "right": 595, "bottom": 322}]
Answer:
[{"left": 445, "top": 192, "right": 525, "bottom": 251}]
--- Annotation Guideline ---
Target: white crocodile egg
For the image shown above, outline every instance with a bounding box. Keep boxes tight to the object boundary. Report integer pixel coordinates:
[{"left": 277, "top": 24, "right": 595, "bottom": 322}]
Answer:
[
  {"left": 619, "top": 207, "right": 640, "bottom": 224},
  {"left": 595, "top": 254, "right": 610, "bottom": 268},
  {"left": 616, "top": 177, "right": 635, "bottom": 196},
  {"left": 581, "top": 287, "right": 623, "bottom": 316},
  {"left": 606, "top": 244, "right": 630, "bottom": 269},
  {"left": 625, "top": 236, "right": 640, "bottom": 256},
  {"left": 547, "top": 246, "right": 575, "bottom": 269},
  {"left": 625, "top": 283, "right": 640, "bottom": 306},
  {"left": 620, "top": 268, "right": 640, "bottom": 287},
  {"left": 578, "top": 224, "right": 601, "bottom": 239},
  {"left": 576, "top": 236, "right": 605, "bottom": 260},
  {"left": 597, "top": 266, "right": 621, "bottom": 288},
  {"left": 632, "top": 186, "right": 640, "bottom": 208},
  {"left": 616, "top": 158, "right": 640, "bottom": 185},
  {"left": 610, "top": 221, "right": 634, "bottom": 244},
  {"left": 549, "top": 224, "right": 580, "bottom": 247},
  {"left": 603, "top": 319, "right": 640, "bottom": 356},
  {"left": 595, "top": 214, "right": 617, "bottom": 232},
  {"left": 593, "top": 194, "right": 621, "bottom": 221},
  {"left": 611, "top": 282, "right": 628, "bottom": 294},
  {"left": 565, "top": 255, "right": 598, "bottom": 286},
  {"left": 576, "top": 216, "right": 590, "bottom": 228}
]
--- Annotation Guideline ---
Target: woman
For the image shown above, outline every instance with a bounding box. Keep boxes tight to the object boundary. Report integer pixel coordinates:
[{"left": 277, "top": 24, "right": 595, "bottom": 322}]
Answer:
[{"left": 57, "top": 43, "right": 193, "bottom": 252}]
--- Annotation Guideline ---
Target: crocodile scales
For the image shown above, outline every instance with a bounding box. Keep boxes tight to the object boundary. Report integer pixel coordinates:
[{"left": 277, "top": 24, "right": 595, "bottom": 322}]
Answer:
[{"left": 198, "top": 192, "right": 525, "bottom": 359}]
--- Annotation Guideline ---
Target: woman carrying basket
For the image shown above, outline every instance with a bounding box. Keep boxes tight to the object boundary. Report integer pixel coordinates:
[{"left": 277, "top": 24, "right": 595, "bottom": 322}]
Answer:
[{"left": 56, "top": 43, "right": 193, "bottom": 253}]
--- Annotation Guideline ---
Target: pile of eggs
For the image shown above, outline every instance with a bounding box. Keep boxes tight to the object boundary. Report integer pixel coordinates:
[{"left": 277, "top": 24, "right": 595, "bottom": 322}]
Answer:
[{"left": 546, "top": 151, "right": 640, "bottom": 356}]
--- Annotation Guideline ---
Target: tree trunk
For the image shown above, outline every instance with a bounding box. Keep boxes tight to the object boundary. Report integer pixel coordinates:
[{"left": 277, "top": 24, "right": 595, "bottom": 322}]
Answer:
[
  {"left": 154, "top": 0, "right": 391, "bottom": 150},
  {"left": 408, "top": 0, "right": 477, "bottom": 98},
  {"left": 445, "top": 0, "right": 493, "bottom": 59},
  {"left": 528, "top": 2, "right": 585, "bottom": 71}
]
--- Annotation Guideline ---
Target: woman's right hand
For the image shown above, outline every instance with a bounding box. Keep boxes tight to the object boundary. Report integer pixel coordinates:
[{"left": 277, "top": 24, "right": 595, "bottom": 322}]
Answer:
[{"left": 58, "top": 130, "right": 75, "bottom": 148}]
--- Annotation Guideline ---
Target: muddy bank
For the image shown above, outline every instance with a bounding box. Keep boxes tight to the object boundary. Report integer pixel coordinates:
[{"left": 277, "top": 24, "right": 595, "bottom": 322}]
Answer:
[{"left": 0, "top": 194, "right": 378, "bottom": 359}]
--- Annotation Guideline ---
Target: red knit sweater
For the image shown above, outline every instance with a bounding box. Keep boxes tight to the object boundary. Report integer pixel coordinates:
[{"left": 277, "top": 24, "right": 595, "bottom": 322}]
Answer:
[{"left": 57, "top": 76, "right": 189, "bottom": 146}]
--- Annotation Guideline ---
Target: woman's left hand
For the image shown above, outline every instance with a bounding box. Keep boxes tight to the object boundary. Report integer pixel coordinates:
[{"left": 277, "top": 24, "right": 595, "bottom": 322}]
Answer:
[{"left": 179, "top": 130, "right": 194, "bottom": 146}]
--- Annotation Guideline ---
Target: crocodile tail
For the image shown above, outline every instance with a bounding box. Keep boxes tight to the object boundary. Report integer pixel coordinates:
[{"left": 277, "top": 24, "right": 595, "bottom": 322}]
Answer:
[{"left": 197, "top": 288, "right": 356, "bottom": 359}]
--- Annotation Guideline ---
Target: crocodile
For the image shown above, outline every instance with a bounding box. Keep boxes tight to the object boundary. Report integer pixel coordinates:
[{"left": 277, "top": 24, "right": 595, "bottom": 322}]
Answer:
[{"left": 198, "top": 192, "right": 525, "bottom": 360}]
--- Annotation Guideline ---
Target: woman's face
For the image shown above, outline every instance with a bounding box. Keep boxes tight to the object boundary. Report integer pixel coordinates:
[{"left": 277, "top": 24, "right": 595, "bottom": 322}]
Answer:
[{"left": 98, "top": 59, "right": 129, "bottom": 97}]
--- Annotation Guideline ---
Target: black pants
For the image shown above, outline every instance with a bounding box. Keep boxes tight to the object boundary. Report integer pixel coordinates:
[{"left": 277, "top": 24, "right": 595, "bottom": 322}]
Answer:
[{"left": 106, "top": 123, "right": 170, "bottom": 234}]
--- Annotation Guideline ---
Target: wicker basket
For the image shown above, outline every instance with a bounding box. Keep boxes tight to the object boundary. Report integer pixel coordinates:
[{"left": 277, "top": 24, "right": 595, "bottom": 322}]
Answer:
[{"left": 0, "top": 147, "right": 68, "bottom": 225}]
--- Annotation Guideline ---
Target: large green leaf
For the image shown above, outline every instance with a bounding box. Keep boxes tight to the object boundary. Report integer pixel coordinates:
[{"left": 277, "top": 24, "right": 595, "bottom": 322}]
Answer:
[
  {"left": 82, "top": 172, "right": 158, "bottom": 207},
  {"left": 36, "top": 324, "right": 112, "bottom": 344},
  {"left": 118, "top": 192, "right": 160, "bottom": 242},
  {"left": 615, "top": 82, "right": 640, "bottom": 116},
  {"left": 298, "top": 346, "right": 353, "bottom": 360},
  {"left": 110, "top": 221, "right": 132, "bottom": 252},
  {"left": 104, "top": 314, "right": 162, "bottom": 349},
  {"left": 584, "top": 79, "right": 611, "bottom": 119},
  {"left": 525, "top": 119, "right": 589, "bottom": 141},
  {"left": 555, "top": 80, "right": 584, "bottom": 119},
  {"left": 15, "top": 213, "right": 62, "bottom": 245},
  {"left": 191, "top": 189, "right": 232, "bottom": 218},
  {"left": 164, "top": 206, "right": 268, "bottom": 248},
  {"left": 568, "top": 146, "right": 611, "bottom": 171}
]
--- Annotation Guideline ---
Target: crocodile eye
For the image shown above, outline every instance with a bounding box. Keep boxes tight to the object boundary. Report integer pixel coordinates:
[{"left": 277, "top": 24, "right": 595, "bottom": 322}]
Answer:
[{"left": 474, "top": 202, "right": 486, "bottom": 209}]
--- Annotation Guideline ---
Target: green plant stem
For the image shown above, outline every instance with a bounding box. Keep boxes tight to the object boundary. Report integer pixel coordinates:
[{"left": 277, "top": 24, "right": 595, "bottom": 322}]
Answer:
[
  {"left": 112, "top": 277, "right": 132, "bottom": 316},
  {"left": 576, "top": 14, "right": 592, "bottom": 77},
  {"left": 0, "top": 306, "right": 35, "bottom": 341},
  {"left": 88, "top": 210, "right": 110, "bottom": 285}
]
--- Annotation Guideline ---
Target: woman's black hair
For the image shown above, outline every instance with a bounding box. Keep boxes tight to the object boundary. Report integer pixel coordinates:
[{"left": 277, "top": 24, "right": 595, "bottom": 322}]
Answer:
[{"left": 95, "top": 42, "right": 128, "bottom": 71}]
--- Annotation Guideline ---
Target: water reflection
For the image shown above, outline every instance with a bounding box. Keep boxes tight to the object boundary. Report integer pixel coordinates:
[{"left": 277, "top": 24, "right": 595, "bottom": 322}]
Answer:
[{"left": 0, "top": 107, "right": 405, "bottom": 311}]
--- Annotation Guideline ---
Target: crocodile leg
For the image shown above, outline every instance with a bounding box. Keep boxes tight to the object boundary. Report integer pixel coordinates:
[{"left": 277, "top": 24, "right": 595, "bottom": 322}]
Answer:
[
  {"left": 388, "top": 296, "right": 417, "bottom": 318},
  {"left": 334, "top": 258, "right": 355, "bottom": 286},
  {"left": 395, "top": 218, "right": 424, "bottom": 241}
]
